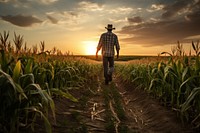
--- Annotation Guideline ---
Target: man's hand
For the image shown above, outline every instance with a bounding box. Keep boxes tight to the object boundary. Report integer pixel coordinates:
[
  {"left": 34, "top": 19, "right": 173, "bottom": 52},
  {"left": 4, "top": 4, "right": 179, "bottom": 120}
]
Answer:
[
  {"left": 116, "top": 50, "right": 119, "bottom": 59},
  {"left": 96, "top": 51, "right": 98, "bottom": 59}
]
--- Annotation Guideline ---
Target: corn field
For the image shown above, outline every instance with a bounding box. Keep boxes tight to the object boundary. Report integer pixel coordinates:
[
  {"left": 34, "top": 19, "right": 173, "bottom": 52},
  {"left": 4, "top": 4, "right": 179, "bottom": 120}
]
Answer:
[
  {"left": 0, "top": 31, "right": 100, "bottom": 133},
  {"left": 1, "top": 30, "right": 200, "bottom": 132},
  {"left": 116, "top": 41, "right": 200, "bottom": 129}
]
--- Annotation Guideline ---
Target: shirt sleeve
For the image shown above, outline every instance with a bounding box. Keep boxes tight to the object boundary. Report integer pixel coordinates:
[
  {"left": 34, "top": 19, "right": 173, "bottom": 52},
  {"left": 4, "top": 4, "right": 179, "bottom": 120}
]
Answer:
[
  {"left": 115, "top": 35, "right": 120, "bottom": 51},
  {"left": 97, "top": 34, "right": 103, "bottom": 51}
]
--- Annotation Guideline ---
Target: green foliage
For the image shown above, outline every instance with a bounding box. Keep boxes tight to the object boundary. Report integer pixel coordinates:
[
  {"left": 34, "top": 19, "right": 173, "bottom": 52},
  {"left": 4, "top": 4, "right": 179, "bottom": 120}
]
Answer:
[
  {"left": 116, "top": 41, "right": 200, "bottom": 129},
  {"left": 0, "top": 36, "right": 101, "bottom": 133},
  {"left": 12, "top": 60, "right": 21, "bottom": 82}
]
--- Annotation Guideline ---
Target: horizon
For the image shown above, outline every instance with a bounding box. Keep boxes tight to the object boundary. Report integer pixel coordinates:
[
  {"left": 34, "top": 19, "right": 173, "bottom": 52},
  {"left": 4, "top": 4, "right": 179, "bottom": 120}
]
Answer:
[{"left": 0, "top": 0, "right": 200, "bottom": 55}]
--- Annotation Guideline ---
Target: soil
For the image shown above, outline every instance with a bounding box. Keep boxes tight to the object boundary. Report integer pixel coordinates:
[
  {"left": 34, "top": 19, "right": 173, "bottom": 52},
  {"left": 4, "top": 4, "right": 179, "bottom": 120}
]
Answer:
[{"left": 20, "top": 74, "right": 195, "bottom": 133}]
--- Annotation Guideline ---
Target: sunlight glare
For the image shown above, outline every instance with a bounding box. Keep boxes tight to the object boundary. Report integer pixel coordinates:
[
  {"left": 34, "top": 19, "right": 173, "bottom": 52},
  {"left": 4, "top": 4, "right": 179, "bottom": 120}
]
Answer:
[{"left": 83, "top": 41, "right": 99, "bottom": 55}]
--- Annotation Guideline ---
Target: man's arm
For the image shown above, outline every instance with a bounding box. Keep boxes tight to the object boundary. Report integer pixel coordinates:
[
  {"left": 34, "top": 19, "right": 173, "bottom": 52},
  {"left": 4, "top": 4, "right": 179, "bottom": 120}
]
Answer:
[
  {"left": 116, "top": 50, "right": 119, "bottom": 59},
  {"left": 96, "top": 49, "right": 99, "bottom": 58},
  {"left": 115, "top": 35, "right": 120, "bottom": 59},
  {"left": 96, "top": 34, "right": 103, "bottom": 58}
]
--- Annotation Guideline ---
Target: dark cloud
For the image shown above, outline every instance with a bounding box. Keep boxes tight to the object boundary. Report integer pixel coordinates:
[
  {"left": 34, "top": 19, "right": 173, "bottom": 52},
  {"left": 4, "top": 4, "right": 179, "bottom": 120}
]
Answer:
[
  {"left": 1, "top": 14, "right": 42, "bottom": 27},
  {"left": 161, "top": 0, "right": 196, "bottom": 19},
  {"left": 186, "top": 10, "right": 200, "bottom": 22},
  {"left": 186, "top": 0, "right": 200, "bottom": 21},
  {"left": 47, "top": 15, "right": 58, "bottom": 24},
  {"left": 119, "top": 0, "right": 200, "bottom": 46},
  {"left": 128, "top": 16, "right": 143, "bottom": 24},
  {"left": 119, "top": 17, "right": 200, "bottom": 46},
  {"left": 0, "top": 0, "right": 9, "bottom": 3}
]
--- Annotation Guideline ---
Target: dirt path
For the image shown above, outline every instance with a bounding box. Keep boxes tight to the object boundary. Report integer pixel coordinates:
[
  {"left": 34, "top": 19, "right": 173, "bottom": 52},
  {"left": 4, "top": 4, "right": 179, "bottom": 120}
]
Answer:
[
  {"left": 22, "top": 74, "right": 194, "bottom": 133},
  {"left": 114, "top": 78, "right": 193, "bottom": 133},
  {"left": 80, "top": 74, "right": 193, "bottom": 133}
]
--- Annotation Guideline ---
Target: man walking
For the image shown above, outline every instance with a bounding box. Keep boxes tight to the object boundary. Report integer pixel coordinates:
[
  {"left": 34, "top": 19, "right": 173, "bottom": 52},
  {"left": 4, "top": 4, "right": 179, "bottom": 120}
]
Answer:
[{"left": 96, "top": 24, "right": 120, "bottom": 85}]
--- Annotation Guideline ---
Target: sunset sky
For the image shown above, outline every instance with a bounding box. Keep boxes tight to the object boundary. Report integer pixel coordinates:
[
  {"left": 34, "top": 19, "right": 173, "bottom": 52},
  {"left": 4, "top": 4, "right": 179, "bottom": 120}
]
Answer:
[{"left": 0, "top": 0, "right": 200, "bottom": 55}]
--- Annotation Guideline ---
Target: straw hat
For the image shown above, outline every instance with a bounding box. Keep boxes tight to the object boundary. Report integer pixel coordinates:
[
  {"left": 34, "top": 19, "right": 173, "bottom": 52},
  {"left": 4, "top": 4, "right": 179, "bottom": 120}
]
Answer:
[{"left": 105, "top": 24, "right": 115, "bottom": 30}]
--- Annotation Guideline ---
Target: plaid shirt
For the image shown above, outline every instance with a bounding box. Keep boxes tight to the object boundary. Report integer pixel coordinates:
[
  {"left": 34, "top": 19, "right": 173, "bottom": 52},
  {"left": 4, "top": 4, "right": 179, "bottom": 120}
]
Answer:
[{"left": 97, "top": 31, "right": 120, "bottom": 57}]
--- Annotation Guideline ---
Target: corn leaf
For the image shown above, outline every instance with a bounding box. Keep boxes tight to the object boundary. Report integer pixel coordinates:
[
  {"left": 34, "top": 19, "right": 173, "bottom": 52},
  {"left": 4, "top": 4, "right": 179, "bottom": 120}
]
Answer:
[
  {"left": 181, "top": 87, "right": 200, "bottom": 113},
  {"left": 14, "top": 83, "right": 28, "bottom": 100},
  {"left": 13, "top": 60, "right": 21, "bottom": 82},
  {"left": 192, "top": 41, "right": 196, "bottom": 51},
  {"left": 25, "top": 84, "right": 48, "bottom": 103},
  {"left": 179, "top": 75, "right": 200, "bottom": 93},
  {"left": 26, "top": 107, "right": 52, "bottom": 133},
  {"left": 51, "top": 88, "right": 78, "bottom": 102},
  {"left": 182, "top": 67, "right": 188, "bottom": 82},
  {"left": 149, "top": 78, "right": 162, "bottom": 91},
  {"left": 43, "top": 91, "right": 56, "bottom": 120},
  {"left": 19, "top": 73, "right": 34, "bottom": 88},
  {"left": 25, "top": 59, "right": 33, "bottom": 74},
  {"left": 0, "top": 69, "right": 16, "bottom": 92}
]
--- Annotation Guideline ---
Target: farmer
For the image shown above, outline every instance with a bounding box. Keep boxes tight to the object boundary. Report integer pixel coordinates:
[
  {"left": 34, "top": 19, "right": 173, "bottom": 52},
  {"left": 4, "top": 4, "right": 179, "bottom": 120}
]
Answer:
[{"left": 96, "top": 24, "right": 120, "bottom": 85}]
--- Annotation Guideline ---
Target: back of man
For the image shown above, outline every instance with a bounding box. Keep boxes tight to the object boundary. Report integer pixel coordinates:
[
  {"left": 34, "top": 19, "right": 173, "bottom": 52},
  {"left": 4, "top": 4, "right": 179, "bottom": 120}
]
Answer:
[
  {"left": 96, "top": 24, "right": 120, "bottom": 85},
  {"left": 100, "top": 32, "right": 119, "bottom": 57}
]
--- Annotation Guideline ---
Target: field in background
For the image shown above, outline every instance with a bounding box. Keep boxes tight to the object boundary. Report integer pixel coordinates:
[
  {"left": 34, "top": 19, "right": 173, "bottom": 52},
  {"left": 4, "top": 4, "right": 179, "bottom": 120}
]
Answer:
[{"left": 77, "top": 55, "right": 153, "bottom": 61}]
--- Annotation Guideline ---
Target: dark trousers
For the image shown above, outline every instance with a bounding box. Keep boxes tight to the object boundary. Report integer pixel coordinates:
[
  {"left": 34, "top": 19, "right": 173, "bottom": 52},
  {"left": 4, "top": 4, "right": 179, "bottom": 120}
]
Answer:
[{"left": 103, "top": 56, "right": 114, "bottom": 81}]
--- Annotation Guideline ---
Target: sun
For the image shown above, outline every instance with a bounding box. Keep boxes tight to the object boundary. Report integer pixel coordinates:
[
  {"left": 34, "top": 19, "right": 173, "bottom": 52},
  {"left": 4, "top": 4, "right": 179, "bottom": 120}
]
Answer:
[{"left": 82, "top": 41, "right": 99, "bottom": 55}]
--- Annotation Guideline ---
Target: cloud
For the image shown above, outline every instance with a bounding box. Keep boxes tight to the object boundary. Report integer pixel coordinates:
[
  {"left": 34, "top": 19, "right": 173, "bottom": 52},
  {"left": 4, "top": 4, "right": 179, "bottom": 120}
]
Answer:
[
  {"left": 109, "top": 7, "right": 133, "bottom": 14},
  {"left": 161, "top": 0, "right": 193, "bottom": 19},
  {"left": 185, "top": 35, "right": 200, "bottom": 40},
  {"left": 185, "top": 0, "right": 200, "bottom": 21},
  {"left": 147, "top": 4, "right": 164, "bottom": 12},
  {"left": 1, "top": 14, "right": 42, "bottom": 27},
  {"left": 0, "top": 0, "right": 9, "bottom": 2},
  {"left": 185, "top": 10, "right": 200, "bottom": 22},
  {"left": 41, "top": 0, "right": 58, "bottom": 3},
  {"left": 78, "top": 1, "right": 104, "bottom": 11},
  {"left": 34, "top": 0, "right": 58, "bottom": 5},
  {"left": 45, "top": 11, "right": 87, "bottom": 31},
  {"left": 109, "top": 18, "right": 126, "bottom": 23},
  {"left": 118, "top": 0, "right": 200, "bottom": 46},
  {"left": 62, "top": 11, "right": 79, "bottom": 18},
  {"left": 119, "top": 16, "right": 200, "bottom": 46},
  {"left": 47, "top": 15, "right": 58, "bottom": 24},
  {"left": 128, "top": 16, "right": 143, "bottom": 24}
]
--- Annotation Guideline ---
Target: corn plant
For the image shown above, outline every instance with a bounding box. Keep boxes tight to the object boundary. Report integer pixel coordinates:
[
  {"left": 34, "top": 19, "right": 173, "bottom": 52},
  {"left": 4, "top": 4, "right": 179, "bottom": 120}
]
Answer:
[
  {"left": 13, "top": 32, "right": 24, "bottom": 54},
  {"left": 0, "top": 49, "right": 14, "bottom": 73},
  {"left": 0, "top": 31, "right": 103, "bottom": 132},
  {"left": 192, "top": 41, "right": 200, "bottom": 56},
  {"left": 0, "top": 59, "right": 55, "bottom": 133},
  {"left": 40, "top": 41, "right": 45, "bottom": 53},
  {"left": 116, "top": 41, "right": 200, "bottom": 129},
  {"left": 51, "top": 47, "right": 57, "bottom": 55},
  {"left": 32, "top": 44, "right": 38, "bottom": 54},
  {"left": 0, "top": 31, "right": 10, "bottom": 51}
]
